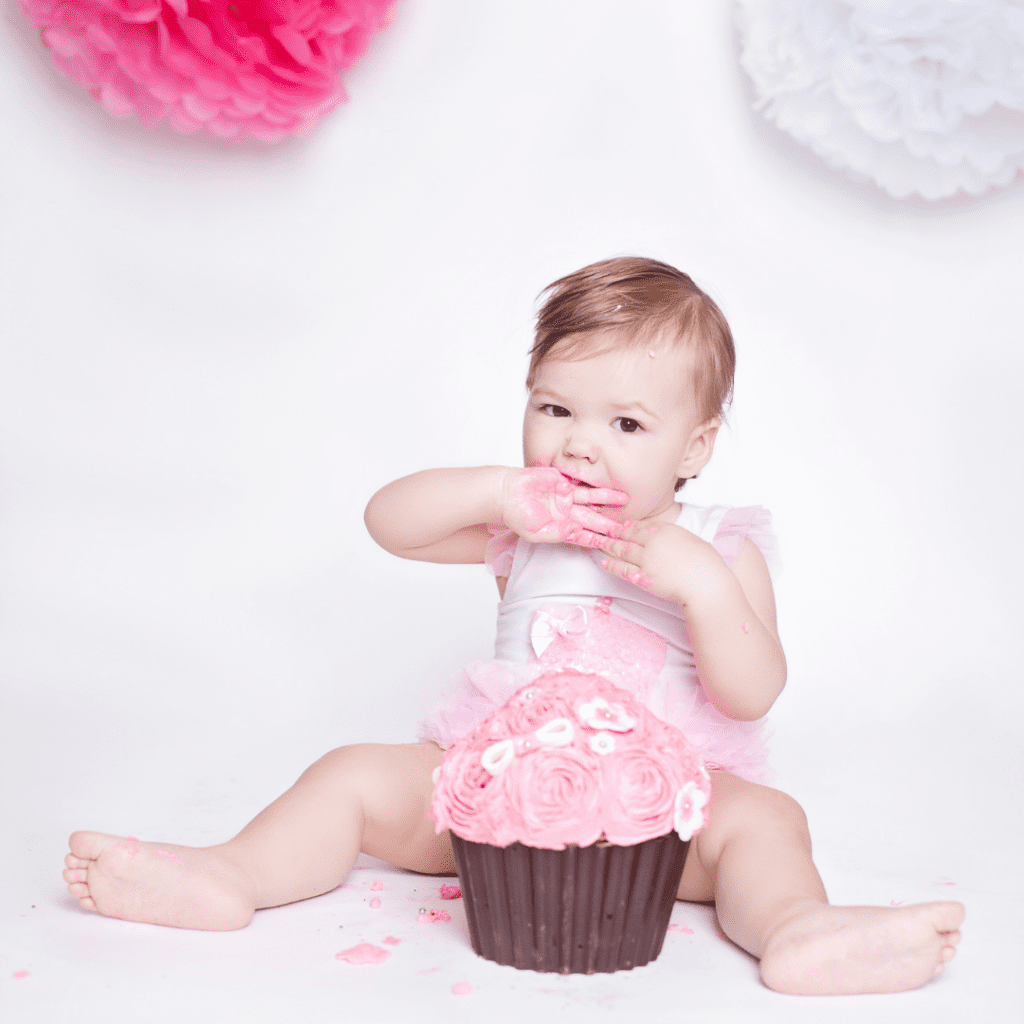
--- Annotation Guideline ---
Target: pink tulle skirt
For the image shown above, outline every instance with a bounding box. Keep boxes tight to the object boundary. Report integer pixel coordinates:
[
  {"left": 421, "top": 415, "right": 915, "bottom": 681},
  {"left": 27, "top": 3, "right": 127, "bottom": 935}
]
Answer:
[{"left": 418, "top": 658, "right": 779, "bottom": 787}]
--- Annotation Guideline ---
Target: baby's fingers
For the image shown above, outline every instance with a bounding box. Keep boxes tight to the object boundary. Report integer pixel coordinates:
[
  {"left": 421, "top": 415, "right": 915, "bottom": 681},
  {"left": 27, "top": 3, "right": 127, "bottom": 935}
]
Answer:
[
  {"left": 594, "top": 535, "right": 645, "bottom": 563},
  {"left": 562, "top": 527, "right": 611, "bottom": 549},
  {"left": 572, "top": 485, "right": 629, "bottom": 507},
  {"left": 567, "top": 505, "right": 627, "bottom": 538},
  {"left": 599, "top": 555, "right": 653, "bottom": 592}
]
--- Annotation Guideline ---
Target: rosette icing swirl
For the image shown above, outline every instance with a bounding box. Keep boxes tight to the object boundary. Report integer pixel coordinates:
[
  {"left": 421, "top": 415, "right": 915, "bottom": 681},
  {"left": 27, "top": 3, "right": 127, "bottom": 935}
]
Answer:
[{"left": 431, "top": 671, "right": 711, "bottom": 850}]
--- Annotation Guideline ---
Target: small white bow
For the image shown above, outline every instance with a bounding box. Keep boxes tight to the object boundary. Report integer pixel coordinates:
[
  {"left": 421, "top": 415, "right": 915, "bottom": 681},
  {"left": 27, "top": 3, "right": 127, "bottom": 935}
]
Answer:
[{"left": 530, "top": 606, "right": 588, "bottom": 658}]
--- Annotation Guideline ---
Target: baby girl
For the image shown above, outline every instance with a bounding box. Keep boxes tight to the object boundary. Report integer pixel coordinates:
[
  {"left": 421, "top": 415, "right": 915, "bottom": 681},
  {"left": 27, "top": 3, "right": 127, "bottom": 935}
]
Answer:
[{"left": 63, "top": 257, "right": 963, "bottom": 995}]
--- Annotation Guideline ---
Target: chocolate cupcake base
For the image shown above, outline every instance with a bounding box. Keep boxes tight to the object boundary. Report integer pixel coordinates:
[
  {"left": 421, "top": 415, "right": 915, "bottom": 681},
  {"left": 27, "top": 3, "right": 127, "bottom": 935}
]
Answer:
[{"left": 450, "top": 831, "right": 689, "bottom": 974}]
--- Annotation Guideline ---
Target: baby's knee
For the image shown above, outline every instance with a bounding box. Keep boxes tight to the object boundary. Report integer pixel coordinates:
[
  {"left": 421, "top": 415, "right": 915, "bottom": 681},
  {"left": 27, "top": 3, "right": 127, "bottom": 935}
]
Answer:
[
  {"left": 303, "top": 743, "right": 377, "bottom": 786},
  {"left": 760, "top": 788, "right": 810, "bottom": 837},
  {"left": 713, "top": 776, "right": 810, "bottom": 838}
]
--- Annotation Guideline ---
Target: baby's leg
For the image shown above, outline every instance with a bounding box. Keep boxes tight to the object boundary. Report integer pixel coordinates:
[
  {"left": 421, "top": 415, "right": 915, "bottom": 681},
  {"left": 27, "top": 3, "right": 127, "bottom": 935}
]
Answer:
[
  {"left": 676, "top": 771, "right": 964, "bottom": 995},
  {"left": 63, "top": 742, "right": 452, "bottom": 931}
]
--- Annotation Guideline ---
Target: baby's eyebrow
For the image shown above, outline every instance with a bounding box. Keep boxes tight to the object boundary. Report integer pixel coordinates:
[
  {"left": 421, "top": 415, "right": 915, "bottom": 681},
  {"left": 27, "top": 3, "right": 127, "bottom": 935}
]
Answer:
[
  {"left": 611, "top": 401, "right": 660, "bottom": 422},
  {"left": 531, "top": 387, "right": 568, "bottom": 404}
]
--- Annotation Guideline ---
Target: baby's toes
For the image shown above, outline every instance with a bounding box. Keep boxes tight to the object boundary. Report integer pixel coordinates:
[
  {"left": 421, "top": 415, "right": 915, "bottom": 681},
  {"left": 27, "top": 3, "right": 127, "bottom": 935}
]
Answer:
[
  {"left": 63, "top": 865, "right": 87, "bottom": 884},
  {"left": 65, "top": 851, "right": 89, "bottom": 870},
  {"left": 933, "top": 901, "right": 965, "bottom": 933}
]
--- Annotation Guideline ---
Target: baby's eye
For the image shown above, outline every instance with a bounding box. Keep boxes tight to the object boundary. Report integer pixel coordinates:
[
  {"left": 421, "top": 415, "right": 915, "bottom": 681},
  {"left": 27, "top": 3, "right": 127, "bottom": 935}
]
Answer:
[
  {"left": 613, "top": 417, "right": 642, "bottom": 433},
  {"left": 540, "top": 404, "right": 571, "bottom": 418}
]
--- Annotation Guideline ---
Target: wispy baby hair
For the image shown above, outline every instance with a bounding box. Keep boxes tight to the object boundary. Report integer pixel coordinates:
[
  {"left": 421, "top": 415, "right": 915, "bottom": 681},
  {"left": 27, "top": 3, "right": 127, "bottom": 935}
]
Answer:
[{"left": 528, "top": 256, "right": 736, "bottom": 426}]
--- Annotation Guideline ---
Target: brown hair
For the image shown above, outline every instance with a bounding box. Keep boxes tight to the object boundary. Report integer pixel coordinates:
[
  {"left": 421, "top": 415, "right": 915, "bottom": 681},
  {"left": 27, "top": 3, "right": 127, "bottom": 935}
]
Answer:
[{"left": 528, "top": 257, "right": 735, "bottom": 426}]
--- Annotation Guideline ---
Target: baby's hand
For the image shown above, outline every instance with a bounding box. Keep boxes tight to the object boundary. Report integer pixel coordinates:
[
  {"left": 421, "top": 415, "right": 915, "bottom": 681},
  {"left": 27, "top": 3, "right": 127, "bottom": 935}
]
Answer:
[
  {"left": 499, "top": 468, "right": 628, "bottom": 547},
  {"left": 596, "top": 519, "right": 719, "bottom": 605}
]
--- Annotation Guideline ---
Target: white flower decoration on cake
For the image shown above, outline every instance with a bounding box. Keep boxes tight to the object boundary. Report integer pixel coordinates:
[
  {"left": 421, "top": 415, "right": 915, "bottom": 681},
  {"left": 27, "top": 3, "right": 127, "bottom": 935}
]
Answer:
[
  {"left": 577, "top": 697, "right": 636, "bottom": 733},
  {"left": 736, "top": 0, "right": 1024, "bottom": 199},
  {"left": 480, "top": 718, "right": 576, "bottom": 775},
  {"left": 589, "top": 731, "right": 617, "bottom": 755},
  {"left": 535, "top": 718, "right": 575, "bottom": 747},
  {"left": 674, "top": 781, "right": 709, "bottom": 841},
  {"left": 481, "top": 739, "right": 515, "bottom": 776}
]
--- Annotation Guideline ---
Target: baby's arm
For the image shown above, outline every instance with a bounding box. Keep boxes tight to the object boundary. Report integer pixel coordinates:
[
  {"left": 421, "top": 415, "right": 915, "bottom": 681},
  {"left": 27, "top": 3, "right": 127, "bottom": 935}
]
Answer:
[
  {"left": 683, "top": 536, "right": 786, "bottom": 721},
  {"left": 598, "top": 525, "right": 786, "bottom": 720},
  {"left": 364, "top": 467, "right": 628, "bottom": 564},
  {"left": 364, "top": 467, "right": 507, "bottom": 563}
]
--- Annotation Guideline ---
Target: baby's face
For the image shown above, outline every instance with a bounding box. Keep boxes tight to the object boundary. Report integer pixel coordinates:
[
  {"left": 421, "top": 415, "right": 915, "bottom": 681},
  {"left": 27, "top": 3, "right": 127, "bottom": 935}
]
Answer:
[{"left": 523, "top": 337, "right": 712, "bottom": 524}]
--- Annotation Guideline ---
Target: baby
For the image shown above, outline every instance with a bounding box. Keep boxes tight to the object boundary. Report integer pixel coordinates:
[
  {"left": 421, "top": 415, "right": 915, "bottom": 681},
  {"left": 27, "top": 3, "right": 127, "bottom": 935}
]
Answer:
[{"left": 63, "top": 257, "right": 963, "bottom": 995}]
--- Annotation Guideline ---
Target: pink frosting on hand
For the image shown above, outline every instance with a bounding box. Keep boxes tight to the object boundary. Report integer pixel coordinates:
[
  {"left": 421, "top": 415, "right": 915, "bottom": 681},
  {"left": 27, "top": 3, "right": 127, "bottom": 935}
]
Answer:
[
  {"left": 501, "top": 469, "right": 626, "bottom": 547},
  {"left": 431, "top": 671, "right": 710, "bottom": 849}
]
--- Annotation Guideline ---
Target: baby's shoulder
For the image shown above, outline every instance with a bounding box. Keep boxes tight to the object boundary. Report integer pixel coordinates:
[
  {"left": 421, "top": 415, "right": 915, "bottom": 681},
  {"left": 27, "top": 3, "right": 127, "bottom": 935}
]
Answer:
[{"left": 676, "top": 502, "right": 779, "bottom": 574}]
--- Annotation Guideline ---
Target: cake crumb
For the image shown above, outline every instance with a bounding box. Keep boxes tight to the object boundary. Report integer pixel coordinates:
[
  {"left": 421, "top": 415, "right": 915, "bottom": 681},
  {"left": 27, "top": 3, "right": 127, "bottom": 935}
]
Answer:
[
  {"left": 418, "top": 908, "right": 451, "bottom": 923},
  {"left": 336, "top": 944, "right": 390, "bottom": 965}
]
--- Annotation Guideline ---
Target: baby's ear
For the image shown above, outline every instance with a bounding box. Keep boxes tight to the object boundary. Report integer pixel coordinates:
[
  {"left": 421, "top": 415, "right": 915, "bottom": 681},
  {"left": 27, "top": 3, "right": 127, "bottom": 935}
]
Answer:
[{"left": 676, "top": 417, "right": 720, "bottom": 479}]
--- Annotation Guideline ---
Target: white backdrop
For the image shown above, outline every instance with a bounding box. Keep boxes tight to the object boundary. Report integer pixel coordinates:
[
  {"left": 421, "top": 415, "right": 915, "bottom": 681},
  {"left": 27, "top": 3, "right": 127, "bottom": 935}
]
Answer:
[{"left": 3, "top": 2, "right": 1023, "bottom": 1022}]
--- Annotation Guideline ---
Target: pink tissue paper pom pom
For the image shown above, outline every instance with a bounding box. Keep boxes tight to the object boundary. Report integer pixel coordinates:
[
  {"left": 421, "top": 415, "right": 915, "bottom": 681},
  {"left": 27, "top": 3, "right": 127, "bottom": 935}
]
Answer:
[{"left": 19, "top": 0, "right": 399, "bottom": 141}]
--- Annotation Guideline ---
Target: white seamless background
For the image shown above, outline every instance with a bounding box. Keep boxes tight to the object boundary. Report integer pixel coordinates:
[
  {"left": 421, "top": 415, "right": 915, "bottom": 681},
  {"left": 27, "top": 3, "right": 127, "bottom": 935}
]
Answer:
[{"left": 2, "top": 2, "right": 1022, "bottom": 1022}]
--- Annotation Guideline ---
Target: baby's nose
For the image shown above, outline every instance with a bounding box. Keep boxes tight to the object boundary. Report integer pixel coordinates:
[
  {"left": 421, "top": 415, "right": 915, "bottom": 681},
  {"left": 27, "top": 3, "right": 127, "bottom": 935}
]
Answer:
[{"left": 563, "top": 427, "right": 598, "bottom": 461}]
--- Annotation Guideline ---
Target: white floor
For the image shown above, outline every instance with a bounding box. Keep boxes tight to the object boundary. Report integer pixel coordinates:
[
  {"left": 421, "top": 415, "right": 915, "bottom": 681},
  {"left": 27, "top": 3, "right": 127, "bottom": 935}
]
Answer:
[
  {"left": 3, "top": 673, "right": 1022, "bottom": 1023},
  {"left": 3, "top": 0, "right": 1024, "bottom": 1021}
]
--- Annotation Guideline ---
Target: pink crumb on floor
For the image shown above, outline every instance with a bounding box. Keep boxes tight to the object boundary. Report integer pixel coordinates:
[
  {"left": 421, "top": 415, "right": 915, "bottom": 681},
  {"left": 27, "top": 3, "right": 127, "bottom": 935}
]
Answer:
[
  {"left": 371, "top": 880, "right": 384, "bottom": 891},
  {"left": 439, "top": 884, "right": 462, "bottom": 900},
  {"left": 668, "top": 924, "right": 694, "bottom": 934},
  {"left": 417, "top": 909, "right": 451, "bottom": 923},
  {"left": 890, "top": 900, "right": 904, "bottom": 907},
  {"left": 13, "top": 970, "right": 29, "bottom": 979},
  {"left": 452, "top": 981, "right": 473, "bottom": 996},
  {"left": 742, "top": 622, "right": 749, "bottom": 633},
  {"left": 383, "top": 936, "right": 402, "bottom": 945},
  {"left": 370, "top": 897, "right": 381, "bottom": 909},
  {"left": 336, "top": 943, "right": 391, "bottom": 965}
]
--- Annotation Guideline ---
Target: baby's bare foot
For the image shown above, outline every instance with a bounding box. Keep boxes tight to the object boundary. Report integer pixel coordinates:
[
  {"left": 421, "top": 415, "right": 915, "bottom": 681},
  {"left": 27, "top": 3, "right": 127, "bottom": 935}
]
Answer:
[
  {"left": 63, "top": 831, "right": 257, "bottom": 931},
  {"left": 759, "top": 901, "right": 964, "bottom": 995}
]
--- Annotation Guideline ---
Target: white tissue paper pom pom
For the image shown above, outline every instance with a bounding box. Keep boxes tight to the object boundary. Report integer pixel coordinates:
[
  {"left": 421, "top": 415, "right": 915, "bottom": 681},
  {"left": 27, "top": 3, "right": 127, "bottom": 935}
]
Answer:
[{"left": 736, "top": 0, "right": 1024, "bottom": 199}]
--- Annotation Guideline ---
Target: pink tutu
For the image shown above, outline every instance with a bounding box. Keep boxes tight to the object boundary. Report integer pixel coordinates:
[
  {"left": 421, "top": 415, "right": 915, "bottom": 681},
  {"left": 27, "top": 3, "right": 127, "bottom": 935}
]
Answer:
[
  {"left": 420, "top": 503, "right": 781, "bottom": 787},
  {"left": 419, "top": 658, "right": 777, "bottom": 786}
]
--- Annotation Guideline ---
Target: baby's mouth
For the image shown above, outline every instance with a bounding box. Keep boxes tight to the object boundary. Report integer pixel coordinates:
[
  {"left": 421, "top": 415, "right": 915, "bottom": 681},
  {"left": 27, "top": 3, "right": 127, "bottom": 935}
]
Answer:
[{"left": 559, "top": 470, "right": 594, "bottom": 488}]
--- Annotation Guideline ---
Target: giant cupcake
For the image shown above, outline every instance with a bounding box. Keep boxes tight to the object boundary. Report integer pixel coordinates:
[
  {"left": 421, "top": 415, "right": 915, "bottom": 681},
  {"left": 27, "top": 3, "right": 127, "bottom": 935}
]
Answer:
[{"left": 431, "top": 670, "right": 711, "bottom": 973}]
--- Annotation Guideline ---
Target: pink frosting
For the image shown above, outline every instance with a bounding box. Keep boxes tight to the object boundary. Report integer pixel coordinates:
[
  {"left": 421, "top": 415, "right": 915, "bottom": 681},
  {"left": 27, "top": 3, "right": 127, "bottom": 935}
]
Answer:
[{"left": 431, "top": 671, "right": 711, "bottom": 850}]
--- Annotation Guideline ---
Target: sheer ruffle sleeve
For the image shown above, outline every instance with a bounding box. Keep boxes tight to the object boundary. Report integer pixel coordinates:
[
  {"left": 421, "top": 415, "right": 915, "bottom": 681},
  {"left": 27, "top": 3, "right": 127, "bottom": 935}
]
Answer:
[
  {"left": 484, "top": 527, "right": 518, "bottom": 578},
  {"left": 710, "top": 505, "right": 780, "bottom": 576}
]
